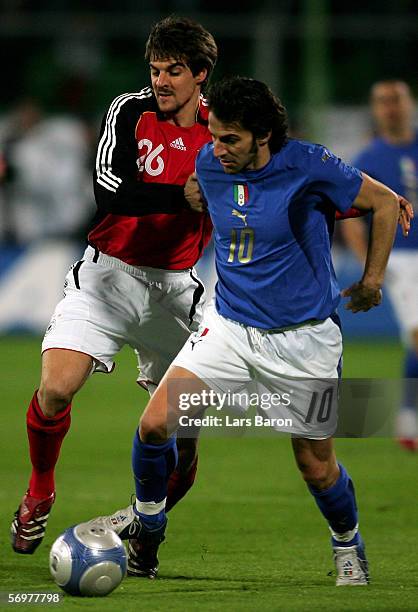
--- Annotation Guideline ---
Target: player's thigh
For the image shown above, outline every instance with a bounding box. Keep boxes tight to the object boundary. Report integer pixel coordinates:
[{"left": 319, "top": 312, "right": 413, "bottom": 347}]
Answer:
[
  {"left": 140, "top": 366, "right": 209, "bottom": 442},
  {"left": 134, "top": 271, "right": 206, "bottom": 387},
  {"left": 153, "top": 268, "right": 206, "bottom": 332},
  {"left": 40, "top": 348, "right": 94, "bottom": 399},
  {"left": 42, "top": 260, "right": 141, "bottom": 374},
  {"left": 172, "top": 302, "right": 252, "bottom": 389},
  {"left": 133, "top": 304, "right": 191, "bottom": 388},
  {"left": 272, "top": 317, "right": 343, "bottom": 379},
  {"left": 257, "top": 318, "right": 342, "bottom": 438},
  {"left": 140, "top": 303, "right": 254, "bottom": 443}
]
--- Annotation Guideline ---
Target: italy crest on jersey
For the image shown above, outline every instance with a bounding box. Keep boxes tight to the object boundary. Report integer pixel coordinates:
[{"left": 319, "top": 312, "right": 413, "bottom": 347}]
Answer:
[{"left": 233, "top": 184, "right": 249, "bottom": 206}]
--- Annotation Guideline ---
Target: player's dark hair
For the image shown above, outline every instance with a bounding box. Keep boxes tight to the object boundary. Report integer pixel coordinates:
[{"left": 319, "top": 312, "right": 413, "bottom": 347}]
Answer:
[
  {"left": 207, "top": 76, "right": 288, "bottom": 152},
  {"left": 145, "top": 16, "right": 217, "bottom": 88}
]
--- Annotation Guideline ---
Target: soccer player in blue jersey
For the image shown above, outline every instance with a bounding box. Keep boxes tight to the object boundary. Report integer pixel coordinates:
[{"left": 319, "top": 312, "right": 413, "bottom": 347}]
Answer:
[
  {"left": 341, "top": 80, "right": 418, "bottom": 451},
  {"left": 97, "top": 77, "right": 404, "bottom": 585}
]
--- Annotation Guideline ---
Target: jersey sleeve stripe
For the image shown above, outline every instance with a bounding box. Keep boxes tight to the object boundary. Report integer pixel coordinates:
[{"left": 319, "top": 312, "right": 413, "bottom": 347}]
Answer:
[
  {"left": 95, "top": 87, "right": 152, "bottom": 192},
  {"left": 97, "top": 89, "right": 152, "bottom": 175},
  {"left": 101, "top": 170, "right": 121, "bottom": 187},
  {"left": 97, "top": 177, "right": 116, "bottom": 192},
  {"left": 96, "top": 178, "right": 116, "bottom": 193}
]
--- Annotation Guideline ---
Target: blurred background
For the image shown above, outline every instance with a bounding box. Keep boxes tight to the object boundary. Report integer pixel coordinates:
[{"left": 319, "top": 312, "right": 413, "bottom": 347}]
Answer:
[{"left": 0, "top": 0, "right": 416, "bottom": 338}]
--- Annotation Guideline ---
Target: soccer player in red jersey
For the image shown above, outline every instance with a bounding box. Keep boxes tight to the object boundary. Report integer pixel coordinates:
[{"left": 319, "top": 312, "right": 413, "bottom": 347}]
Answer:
[{"left": 11, "top": 17, "right": 217, "bottom": 573}]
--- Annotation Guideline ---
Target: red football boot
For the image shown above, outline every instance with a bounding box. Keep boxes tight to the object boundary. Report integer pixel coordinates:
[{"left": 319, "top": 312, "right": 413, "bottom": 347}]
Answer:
[{"left": 11, "top": 491, "right": 55, "bottom": 554}]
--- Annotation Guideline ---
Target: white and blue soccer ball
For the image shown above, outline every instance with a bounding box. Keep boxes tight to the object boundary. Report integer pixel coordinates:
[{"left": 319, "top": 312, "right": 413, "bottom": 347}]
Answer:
[{"left": 49, "top": 522, "right": 127, "bottom": 597}]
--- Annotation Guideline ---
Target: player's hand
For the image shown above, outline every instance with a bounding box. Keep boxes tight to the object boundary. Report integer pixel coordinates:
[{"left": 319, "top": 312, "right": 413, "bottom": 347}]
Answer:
[
  {"left": 185, "top": 173, "right": 207, "bottom": 213},
  {"left": 341, "top": 282, "right": 382, "bottom": 313},
  {"left": 397, "top": 195, "right": 413, "bottom": 237}
]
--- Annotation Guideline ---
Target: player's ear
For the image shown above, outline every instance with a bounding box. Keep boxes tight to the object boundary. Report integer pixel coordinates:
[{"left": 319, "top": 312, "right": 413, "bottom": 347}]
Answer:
[
  {"left": 195, "top": 68, "right": 208, "bottom": 85},
  {"left": 257, "top": 131, "right": 272, "bottom": 147}
]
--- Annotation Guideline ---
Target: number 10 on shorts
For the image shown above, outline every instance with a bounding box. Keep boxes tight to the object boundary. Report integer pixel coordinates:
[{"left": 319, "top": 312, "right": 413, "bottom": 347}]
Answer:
[{"left": 305, "top": 386, "right": 335, "bottom": 424}]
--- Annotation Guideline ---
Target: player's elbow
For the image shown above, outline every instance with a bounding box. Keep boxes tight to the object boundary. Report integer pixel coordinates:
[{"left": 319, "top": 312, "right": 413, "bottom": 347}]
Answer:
[
  {"left": 357, "top": 174, "right": 399, "bottom": 219},
  {"left": 371, "top": 186, "right": 399, "bottom": 218},
  {"left": 373, "top": 193, "right": 399, "bottom": 231}
]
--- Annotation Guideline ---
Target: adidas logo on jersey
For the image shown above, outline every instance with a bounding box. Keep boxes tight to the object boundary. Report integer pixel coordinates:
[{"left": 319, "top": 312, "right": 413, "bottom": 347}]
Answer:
[{"left": 170, "top": 137, "right": 187, "bottom": 151}]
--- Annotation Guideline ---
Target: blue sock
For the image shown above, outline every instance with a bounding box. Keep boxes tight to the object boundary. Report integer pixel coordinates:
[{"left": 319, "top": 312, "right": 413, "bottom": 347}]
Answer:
[
  {"left": 308, "top": 464, "right": 359, "bottom": 547},
  {"left": 131, "top": 430, "right": 178, "bottom": 528},
  {"left": 401, "top": 350, "right": 418, "bottom": 410}
]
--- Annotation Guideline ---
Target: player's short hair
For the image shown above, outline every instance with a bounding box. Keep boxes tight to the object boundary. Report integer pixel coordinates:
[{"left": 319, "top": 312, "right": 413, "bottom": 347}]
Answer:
[
  {"left": 145, "top": 16, "right": 218, "bottom": 88},
  {"left": 207, "top": 76, "right": 288, "bottom": 152}
]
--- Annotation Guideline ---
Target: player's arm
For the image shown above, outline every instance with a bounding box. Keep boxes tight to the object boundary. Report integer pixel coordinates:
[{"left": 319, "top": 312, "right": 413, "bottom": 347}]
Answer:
[
  {"left": 94, "top": 96, "right": 187, "bottom": 217},
  {"left": 337, "top": 196, "right": 412, "bottom": 251},
  {"left": 342, "top": 173, "right": 399, "bottom": 312}
]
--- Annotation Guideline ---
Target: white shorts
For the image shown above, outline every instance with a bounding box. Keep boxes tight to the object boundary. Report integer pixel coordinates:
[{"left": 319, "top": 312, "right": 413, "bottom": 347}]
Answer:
[
  {"left": 172, "top": 302, "right": 343, "bottom": 439},
  {"left": 385, "top": 250, "right": 418, "bottom": 345},
  {"left": 42, "top": 246, "right": 205, "bottom": 385}
]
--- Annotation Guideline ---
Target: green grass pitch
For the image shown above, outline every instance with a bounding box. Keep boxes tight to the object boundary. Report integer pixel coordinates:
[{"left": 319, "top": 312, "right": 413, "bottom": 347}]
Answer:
[{"left": 0, "top": 337, "right": 417, "bottom": 611}]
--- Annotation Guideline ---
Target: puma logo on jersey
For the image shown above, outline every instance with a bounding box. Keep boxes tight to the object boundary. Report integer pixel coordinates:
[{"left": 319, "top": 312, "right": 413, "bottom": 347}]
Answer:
[
  {"left": 232, "top": 209, "right": 248, "bottom": 226},
  {"left": 170, "top": 137, "right": 187, "bottom": 151},
  {"left": 190, "top": 327, "right": 209, "bottom": 350}
]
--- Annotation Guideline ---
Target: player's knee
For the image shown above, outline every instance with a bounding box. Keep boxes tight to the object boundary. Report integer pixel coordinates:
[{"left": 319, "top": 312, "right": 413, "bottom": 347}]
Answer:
[
  {"left": 139, "top": 413, "right": 169, "bottom": 444},
  {"left": 298, "top": 461, "right": 336, "bottom": 490},
  {"left": 38, "top": 380, "right": 75, "bottom": 417}
]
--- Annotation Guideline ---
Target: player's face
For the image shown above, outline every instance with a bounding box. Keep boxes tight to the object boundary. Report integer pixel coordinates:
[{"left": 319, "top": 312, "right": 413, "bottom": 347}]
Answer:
[
  {"left": 150, "top": 58, "right": 207, "bottom": 121},
  {"left": 371, "top": 82, "right": 414, "bottom": 134},
  {"left": 208, "top": 112, "right": 270, "bottom": 174}
]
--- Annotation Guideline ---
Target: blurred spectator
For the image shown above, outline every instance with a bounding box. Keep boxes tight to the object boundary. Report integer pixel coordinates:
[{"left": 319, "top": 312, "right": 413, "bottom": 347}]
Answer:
[
  {"left": 340, "top": 80, "right": 418, "bottom": 450},
  {"left": 0, "top": 98, "right": 94, "bottom": 245}
]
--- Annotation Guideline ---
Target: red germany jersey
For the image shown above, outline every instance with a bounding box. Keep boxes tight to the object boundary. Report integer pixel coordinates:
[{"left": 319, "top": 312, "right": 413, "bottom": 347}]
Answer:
[{"left": 89, "top": 87, "right": 212, "bottom": 268}]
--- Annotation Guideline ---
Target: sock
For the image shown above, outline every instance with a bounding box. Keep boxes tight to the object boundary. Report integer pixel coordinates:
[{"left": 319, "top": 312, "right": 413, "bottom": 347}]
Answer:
[
  {"left": 132, "top": 430, "right": 177, "bottom": 528},
  {"left": 401, "top": 350, "right": 418, "bottom": 412},
  {"left": 26, "top": 391, "right": 71, "bottom": 499},
  {"left": 308, "top": 463, "right": 359, "bottom": 547},
  {"left": 166, "top": 455, "right": 198, "bottom": 513}
]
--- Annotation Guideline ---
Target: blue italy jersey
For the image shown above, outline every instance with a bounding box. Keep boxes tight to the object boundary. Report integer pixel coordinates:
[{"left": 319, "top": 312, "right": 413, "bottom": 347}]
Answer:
[
  {"left": 196, "top": 139, "right": 363, "bottom": 329},
  {"left": 353, "top": 132, "right": 418, "bottom": 250}
]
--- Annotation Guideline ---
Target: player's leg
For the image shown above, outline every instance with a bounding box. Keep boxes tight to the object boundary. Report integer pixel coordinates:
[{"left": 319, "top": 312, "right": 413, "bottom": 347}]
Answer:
[
  {"left": 166, "top": 437, "right": 198, "bottom": 512},
  {"left": 30, "top": 349, "right": 94, "bottom": 491},
  {"left": 12, "top": 348, "right": 93, "bottom": 554},
  {"left": 127, "top": 365, "right": 207, "bottom": 578},
  {"left": 260, "top": 316, "right": 367, "bottom": 584},
  {"left": 135, "top": 268, "right": 206, "bottom": 511},
  {"left": 292, "top": 437, "right": 368, "bottom": 585},
  {"left": 397, "top": 327, "right": 418, "bottom": 451},
  {"left": 12, "top": 254, "right": 130, "bottom": 554},
  {"left": 125, "top": 305, "right": 251, "bottom": 578},
  {"left": 91, "top": 303, "right": 251, "bottom": 577},
  {"left": 385, "top": 252, "right": 418, "bottom": 450},
  {"left": 78, "top": 268, "right": 205, "bottom": 573},
  {"left": 138, "top": 382, "right": 199, "bottom": 513}
]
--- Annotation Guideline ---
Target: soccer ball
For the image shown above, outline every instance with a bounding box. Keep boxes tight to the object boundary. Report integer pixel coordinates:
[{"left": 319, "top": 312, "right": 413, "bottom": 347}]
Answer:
[{"left": 49, "top": 522, "right": 127, "bottom": 597}]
